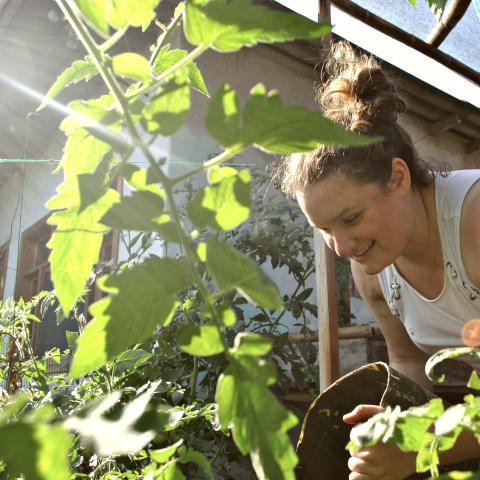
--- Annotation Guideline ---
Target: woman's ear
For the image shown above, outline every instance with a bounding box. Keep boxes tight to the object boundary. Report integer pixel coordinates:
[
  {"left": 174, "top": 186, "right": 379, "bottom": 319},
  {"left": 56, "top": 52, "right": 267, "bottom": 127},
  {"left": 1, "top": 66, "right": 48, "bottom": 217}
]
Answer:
[{"left": 388, "top": 157, "right": 411, "bottom": 195}]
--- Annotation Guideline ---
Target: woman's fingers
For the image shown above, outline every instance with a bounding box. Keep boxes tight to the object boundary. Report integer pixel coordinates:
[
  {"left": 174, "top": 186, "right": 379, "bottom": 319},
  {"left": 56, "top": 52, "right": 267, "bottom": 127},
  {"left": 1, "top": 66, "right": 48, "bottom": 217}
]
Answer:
[{"left": 343, "top": 404, "right": 385, "bottom": 425}]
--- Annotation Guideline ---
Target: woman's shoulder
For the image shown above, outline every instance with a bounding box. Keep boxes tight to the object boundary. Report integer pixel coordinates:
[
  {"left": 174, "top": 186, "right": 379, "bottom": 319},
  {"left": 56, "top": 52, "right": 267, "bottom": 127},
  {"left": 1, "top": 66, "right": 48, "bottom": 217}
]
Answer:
[
  {"left": 459, "top": 173, "right": 480, "bottom": 288},
  {"left": 435, "top": 169, "right": 480, "bottom": 219}
]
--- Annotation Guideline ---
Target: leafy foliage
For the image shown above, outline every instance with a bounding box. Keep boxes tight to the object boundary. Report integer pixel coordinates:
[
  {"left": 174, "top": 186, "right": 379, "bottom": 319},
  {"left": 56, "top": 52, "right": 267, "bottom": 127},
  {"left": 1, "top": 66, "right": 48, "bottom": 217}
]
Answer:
[{"left": 0, "top": 0, "right": 380, "bottom": 478}]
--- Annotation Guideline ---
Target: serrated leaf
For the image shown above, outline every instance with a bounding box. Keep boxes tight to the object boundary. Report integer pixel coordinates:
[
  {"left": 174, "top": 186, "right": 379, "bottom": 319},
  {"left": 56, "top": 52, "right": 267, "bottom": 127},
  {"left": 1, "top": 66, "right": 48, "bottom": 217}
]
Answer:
[
  {"left": 157, "top": 462, "right": 186, "bottom": 480},
  {"left": 76, "top": 0, "right": 109, "bottom": 36},
  {"left": 142, "top": 78, "right": 191, "bottom": 135},
  {"left": 112, "top": 53, "right": 151, "bottom": 82},
  {"left": 178, "top": 325, "right": 225, "bottom": 356},
  {"left": 47, "top": 178, "right": 120, "bottom": 315},
  {"left": 232, "top": 332, "right": 272, "bottom": 356},
  {"left": 65, "top": 382, "right": 160, "bottom": 456},
  {"left": 70, "top": 258, "right": 192, "bottom": 377},
  {"left": 187, "top": 169, "right": 250, "bottom": 231},
  {"left": 0, "top": 423, "right": 72, "bottom": 480},
  {"left": 206, "top": 237, "right": 282, "bottom": 310},
  {"left": 77, "top": 158, "right": 110, "bottom": 212},
  {"left": 60, "top": 95, "right": 120, "bottom": 133},
  {"left": 178, "top": 448, "right": 214, "bottom": 479},
  {"left": 115, "top": 349, "right": 154, "bottom": 374},
  {"left": 107, "top": 0, "right": 161, "bottom": 30},
  {"left": 435, "top": 405, "right": 465, "bottom": 437},
  {"left": 152, "top": 45, "right": 209, "bottom": 96},
  {"left": 150, "top": 439, "right": 184, "bottom": 464},
  {"left": 38, "top": 57, "right": 97, "bottom": 111},
  {"left": 184, "top": 0, "right": 331, "bottom": 52},
  {"left": 206, "top": 84, "right": 380, "bottom": 154},
  {"left": 101, "top": 190, "right": 165, "bottom": 231},
  {"left": 425, "top": 347, "right": 480, "bottom": 383},
  {"left": 216, "top": 356, "right": 298, "bottom": 479}
]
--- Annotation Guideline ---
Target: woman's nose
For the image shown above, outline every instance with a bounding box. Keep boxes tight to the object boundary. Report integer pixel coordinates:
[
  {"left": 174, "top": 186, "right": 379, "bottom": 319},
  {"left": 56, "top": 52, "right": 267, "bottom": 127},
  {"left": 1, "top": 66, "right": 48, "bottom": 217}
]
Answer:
[{"left": 324, "top": 232, "right": 355, "bottom": 257}]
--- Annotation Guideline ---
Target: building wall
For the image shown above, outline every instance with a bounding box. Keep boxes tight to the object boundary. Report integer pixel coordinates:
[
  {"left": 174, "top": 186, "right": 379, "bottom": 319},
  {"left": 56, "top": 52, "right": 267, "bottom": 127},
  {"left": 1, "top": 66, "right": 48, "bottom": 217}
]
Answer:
[{"left": 0, "top": 163, "right": 61, "bottom": 300}]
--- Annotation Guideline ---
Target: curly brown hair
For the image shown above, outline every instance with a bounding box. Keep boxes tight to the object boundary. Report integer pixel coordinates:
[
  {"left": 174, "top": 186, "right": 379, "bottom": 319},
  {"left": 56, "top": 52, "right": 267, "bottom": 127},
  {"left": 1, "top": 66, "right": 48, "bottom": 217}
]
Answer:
[{"left": 279, "top": 41, "right": 437, "bottom": 195}]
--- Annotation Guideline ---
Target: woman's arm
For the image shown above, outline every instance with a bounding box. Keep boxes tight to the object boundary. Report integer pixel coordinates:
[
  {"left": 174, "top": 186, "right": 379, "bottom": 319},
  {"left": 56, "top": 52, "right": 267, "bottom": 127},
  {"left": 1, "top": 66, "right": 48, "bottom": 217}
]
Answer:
[{"left": 350, "top": 260, "right": 432, "bottom": 389}]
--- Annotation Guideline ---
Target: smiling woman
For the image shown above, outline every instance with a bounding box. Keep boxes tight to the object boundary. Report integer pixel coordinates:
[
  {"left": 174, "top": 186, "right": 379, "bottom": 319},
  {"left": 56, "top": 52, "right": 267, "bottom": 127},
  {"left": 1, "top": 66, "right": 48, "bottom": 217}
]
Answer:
[{"left": 277, "top": 41, "right": 480, "bottom": 479}]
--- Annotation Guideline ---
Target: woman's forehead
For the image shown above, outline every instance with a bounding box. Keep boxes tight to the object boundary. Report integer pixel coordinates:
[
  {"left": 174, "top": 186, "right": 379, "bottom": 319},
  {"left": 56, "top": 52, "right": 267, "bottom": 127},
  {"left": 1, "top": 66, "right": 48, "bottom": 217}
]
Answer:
[{"left": 295, "top": 175, "right": 380, "bottom": 224}]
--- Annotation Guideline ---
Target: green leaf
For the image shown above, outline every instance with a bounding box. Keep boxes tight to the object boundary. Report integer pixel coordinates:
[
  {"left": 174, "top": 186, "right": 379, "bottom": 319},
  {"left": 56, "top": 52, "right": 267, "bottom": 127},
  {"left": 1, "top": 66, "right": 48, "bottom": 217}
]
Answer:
[
  {"left": 77, "top": 158, "right": 110, "bottom": 212},
  {"left": 425, "top": 347, "right": 480, "bottom": 383},
  {"left": 101, "top": 190, "right": 165, "bottom": 231},
  {"left": 47, "top": 179, "right": 119, "bottom": 315},
  {"left": 152, "top": 45, "right": 209, "bottom": 96},
  {"left": 427, "top": 0, "right": 447, "bottom": 17},
  {"left": 206, "top": 84, "right": 380, "bottom": 154},
  {"left": 435, "top": 404, "right": 465, "bottom": 437},
  {"left": 60, "top": 94, "right": 118, "bottom": 134},
  {"left": 206, "top": 237, "right": 282, "bottom": 310},
  {"left": 112, "top": 53, "right": 151, "bottom": 82},
  {"left": 107, "top": 0, "right": 162, "bottom": 30},
  {"left": 38, "top": 56, "right": 97, "bottom": 111},
  {"left": 187, "top": 168, "right": 250, "bottom": 231},
  {"left": 65, "top": 382, "right": 160, "bottom": 456},
  {"left": 76, "top": 0, "right": 109, "bottom": 36},
  {"left": 65, "top": 331, "right": 78, "bottom": 351},
  {"left": 232, "top": 332, "right": 272, "bottom": 356},
  {"left": 142, "top": 78, "right": 191, "bottom": 135},
  {"left": 178, "top": 325, "right": 225, "bottom": 356},
  {"left": 115, "top": 348, "right": 154, "bottom": 374},
  {"left": 184, "top": 0, "right": 331, "bottom": 52},
  {"left": 157, "top": 462, "right": 186, "bottom": 480},
  {"left": 178, "top": 448, "right": 214, "bottom": 479},
  {"left": 205, "top": 84, "right": 242, "bottom": 150},
  {"left": 216, "top": 356, "right": 298, "bottom": 479},
  {"left": 0, "top": 423, "right": 72, "bottom": 480},
  {"left": 407, "top": 0, "right": 417, "bottom": 6},
  {"left": 70, "top": 258, "right": 192, "bottom": 378},
  {"left": 218, "top": 305, "right": 236, "bottom": 327},
  {"left": 149, "top": 439, "right": 183, "bottom": 464},
  {"left": 468, "top": 370, "right": 480, "bottom": 390}
]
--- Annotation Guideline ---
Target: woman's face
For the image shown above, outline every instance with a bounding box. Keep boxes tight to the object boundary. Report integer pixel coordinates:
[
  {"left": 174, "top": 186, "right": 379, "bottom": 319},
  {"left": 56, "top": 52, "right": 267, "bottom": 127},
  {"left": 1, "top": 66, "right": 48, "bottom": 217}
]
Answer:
[{"left": 295, "top": 166, "right": 414, "bottom": 275}]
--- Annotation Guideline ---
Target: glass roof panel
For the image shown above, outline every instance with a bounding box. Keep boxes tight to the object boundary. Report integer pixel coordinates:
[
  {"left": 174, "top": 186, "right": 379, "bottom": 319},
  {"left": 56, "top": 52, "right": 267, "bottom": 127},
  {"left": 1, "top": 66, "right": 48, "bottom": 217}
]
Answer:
[{"left": 350, "top": 0, "right": 480, "bottom": 73}]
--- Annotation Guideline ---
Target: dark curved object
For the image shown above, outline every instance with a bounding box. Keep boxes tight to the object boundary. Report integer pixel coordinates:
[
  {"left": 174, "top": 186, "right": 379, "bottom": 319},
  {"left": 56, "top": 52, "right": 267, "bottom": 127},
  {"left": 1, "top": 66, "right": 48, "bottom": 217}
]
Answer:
[{"left": 295, "top": 362, "right": 434, "bottom": 480}]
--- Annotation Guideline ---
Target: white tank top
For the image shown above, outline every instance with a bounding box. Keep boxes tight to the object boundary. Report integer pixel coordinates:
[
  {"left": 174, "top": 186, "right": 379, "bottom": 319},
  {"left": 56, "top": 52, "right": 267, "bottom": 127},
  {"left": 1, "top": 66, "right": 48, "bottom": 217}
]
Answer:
[{"left": 378, "top": 170, "right": 480, "bottom": 354}]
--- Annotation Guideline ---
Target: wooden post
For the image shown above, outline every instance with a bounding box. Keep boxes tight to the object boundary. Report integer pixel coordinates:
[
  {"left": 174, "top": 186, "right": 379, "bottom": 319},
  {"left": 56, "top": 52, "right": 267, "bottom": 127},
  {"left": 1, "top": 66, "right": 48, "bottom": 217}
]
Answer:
[{"left": 314, "top": 229, "right": 340, "bottom": 391}]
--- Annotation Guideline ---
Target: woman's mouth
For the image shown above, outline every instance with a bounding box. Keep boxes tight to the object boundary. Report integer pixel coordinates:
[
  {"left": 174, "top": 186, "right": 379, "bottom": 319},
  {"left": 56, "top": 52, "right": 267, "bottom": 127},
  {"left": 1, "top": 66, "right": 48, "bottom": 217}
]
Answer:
[{"left": 352, "top": 240, "right": 375, "bottom": 260}]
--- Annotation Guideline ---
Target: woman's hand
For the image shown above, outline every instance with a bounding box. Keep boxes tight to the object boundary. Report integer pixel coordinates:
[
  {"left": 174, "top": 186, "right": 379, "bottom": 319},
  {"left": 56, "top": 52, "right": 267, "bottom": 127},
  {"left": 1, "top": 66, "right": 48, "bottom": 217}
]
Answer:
[{"left": 344, "top": 405, "right": 416, "bottom": 480}]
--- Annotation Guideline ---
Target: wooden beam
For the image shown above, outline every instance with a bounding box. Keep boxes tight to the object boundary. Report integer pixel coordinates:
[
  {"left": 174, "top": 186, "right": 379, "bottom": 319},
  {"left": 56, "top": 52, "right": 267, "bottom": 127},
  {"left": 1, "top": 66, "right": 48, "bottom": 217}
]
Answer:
[
  {"left": 331, "top": 0, "right": 480, "bottom": 87},
  {"left": 314, "top": 229, "right": 340, "bottom": 391},
  {"left": 429, "top": 109, "right": 470, "bottom": 135},
  {"left": 288, "top": 325, "right": 384, "bottom": 343},
  {"left": 426, "top": 0, "right": 471, "bottom": 47}
]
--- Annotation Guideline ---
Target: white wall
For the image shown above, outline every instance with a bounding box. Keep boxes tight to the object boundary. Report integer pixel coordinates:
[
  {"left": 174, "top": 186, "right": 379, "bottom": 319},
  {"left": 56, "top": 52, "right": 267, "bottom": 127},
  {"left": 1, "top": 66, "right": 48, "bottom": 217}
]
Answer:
[{"left": 0, "top": 163, "right": 61, "bottom": 300}]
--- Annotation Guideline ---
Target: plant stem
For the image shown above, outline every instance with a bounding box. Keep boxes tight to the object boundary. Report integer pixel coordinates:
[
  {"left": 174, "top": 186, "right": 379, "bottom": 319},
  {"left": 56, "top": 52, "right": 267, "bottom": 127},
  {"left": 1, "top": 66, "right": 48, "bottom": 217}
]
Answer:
[
  {"left": 99, "top": 27, "right": 128, "bottom": 52},
  {"left": 59, "top": 0, "right": 227, "bottom": 354},
  {"left": 190, "top": 355, "right": 199, "bottom": 398},
  {"left": 149, "top": 4, "right": 185, "bottom": 65},
  {"left": 128, "top": 43, "right": 209, "bottom": 100},
  {"left": 171, "top": 148, "right": 239, "bottom": 186}
]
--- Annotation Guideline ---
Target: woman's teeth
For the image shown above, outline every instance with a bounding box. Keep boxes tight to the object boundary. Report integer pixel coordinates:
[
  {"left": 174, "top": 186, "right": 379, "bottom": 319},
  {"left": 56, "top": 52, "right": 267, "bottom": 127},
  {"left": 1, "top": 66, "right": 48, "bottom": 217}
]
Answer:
[{"left": 355, "top": 240, "right": 374, "bottom": 256}]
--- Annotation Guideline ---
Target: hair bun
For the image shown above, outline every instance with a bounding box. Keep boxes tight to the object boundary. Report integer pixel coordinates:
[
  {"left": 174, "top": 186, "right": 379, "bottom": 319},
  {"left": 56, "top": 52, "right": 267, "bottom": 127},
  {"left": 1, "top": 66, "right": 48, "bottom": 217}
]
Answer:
[{"left": 318, "top": 42, "right": 406, "bottom": 131}]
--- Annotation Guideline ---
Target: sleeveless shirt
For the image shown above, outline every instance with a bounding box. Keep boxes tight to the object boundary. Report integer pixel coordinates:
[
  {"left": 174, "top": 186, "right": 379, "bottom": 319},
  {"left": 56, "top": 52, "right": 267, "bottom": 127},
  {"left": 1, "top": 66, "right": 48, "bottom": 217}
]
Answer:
[{"left": 378, "top": 170, "right": 480, "bottom": 355}]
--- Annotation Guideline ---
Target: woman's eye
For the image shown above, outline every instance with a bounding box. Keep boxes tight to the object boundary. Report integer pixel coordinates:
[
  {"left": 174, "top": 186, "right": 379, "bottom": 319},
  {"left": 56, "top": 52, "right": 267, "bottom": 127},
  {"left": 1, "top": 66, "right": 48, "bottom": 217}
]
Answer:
[{"left": 344, "top": 214, "right": 360, "bottom": 225}]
